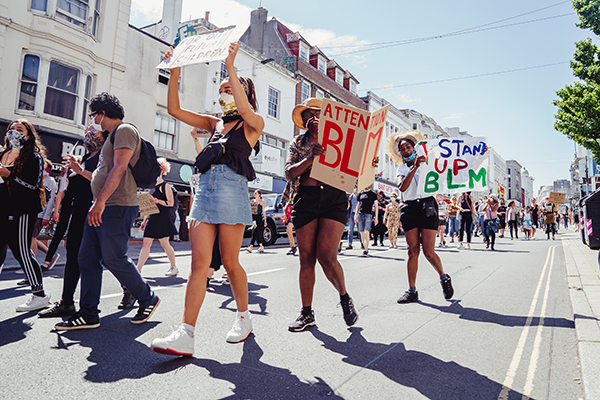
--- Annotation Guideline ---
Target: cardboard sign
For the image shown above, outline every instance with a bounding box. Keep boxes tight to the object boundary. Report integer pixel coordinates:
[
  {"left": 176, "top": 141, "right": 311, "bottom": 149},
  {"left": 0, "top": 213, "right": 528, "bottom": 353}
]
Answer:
[
  {"left": 156, "top": 25, "right": 236, "bottom": 70},
  {"left": 310, "top": 98, "right": 389, "bottom": 193},
  {"left": 548, "top": 191, "right": 566, "bottom": 205},
  {"left": 417, "top": 137, "right": 489, "bottom": 196},
  {"left": 138, "top": 192, "right": 159, "bottom": 218}
]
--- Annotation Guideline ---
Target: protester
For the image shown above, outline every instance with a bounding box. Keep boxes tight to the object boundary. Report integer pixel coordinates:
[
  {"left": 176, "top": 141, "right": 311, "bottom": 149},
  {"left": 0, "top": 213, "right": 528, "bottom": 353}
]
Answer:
[
  {"left": 371, "top": 191, "right": 387, "bottom": 247},
  {"left": 483, "top": 195, "right": 499, "bottom": 250},
  {"left": 447, "top": 196, "right": 459, "bottom": 243},
  {"left": 355, "top": 186, "right": 378, "bottom": 257},
  {"left": 457, "top": 192, "right": 474, "bottom": 250},
  {"left": 151, "top": 43, "right": 263, "bottom": 355},
  {"left": 522, "top": 205, "right": 533, "bottom": 240},
  {"left": 542, "top": 197, "right": 557, "bottom": 240},
  {"left": 387, "top": 130, "right": 453, "bottom": 304},
  {"left": 282, "top": 201, "right": 297, "bottom": 255},
  {"left": 30, "top": 167, "right": 57, "bottom": 263},
  {"left": 530, "top": 198, "right": 539, "bottom": 237},
  {"left": 477, "top": 196, "right": 487, "bottom": 241},
  {"left": 54, "top": 93, "right": 160, "bottom": 330},
  {"left": 38, "top": 126, "right": 107, "bottom": 318},
  {"left": 283, "top": 97, "right": 359, "bottom": 332},
  {"left": 437, "top": 198, "right": 448, "bottom": 247},
  {"left": 136, "top": 158, "right": 179, "bottom": 276},
  {"left": 1, "top": 119, "right": 52, "bottom": 312},
  {"left": 345, "top": 186, "right": 358, "bottom": 250},
  {"left": 383, "top": 193, "right": 401, "bottom": 249},
  {"left": 506, "top": 201, "right": 518, "bottom": 240},
  {"left": 497, "top": 199, "right": 506, "bottom": 238},
  {"left": 246, "top": 189, "right": 267, "bottom": 253}
]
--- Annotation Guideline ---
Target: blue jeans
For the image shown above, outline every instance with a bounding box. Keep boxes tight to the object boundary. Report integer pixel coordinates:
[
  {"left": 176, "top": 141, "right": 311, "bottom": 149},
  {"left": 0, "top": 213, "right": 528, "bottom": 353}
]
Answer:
[
  {"left": 448, "top": 215, "right": 459, "bottom": 237},
  {"left": 78, "top": 205, "right": 156, "bottom": 320},
  {"left": 348, "top": 212, "right": 356, "bottom": 245}
]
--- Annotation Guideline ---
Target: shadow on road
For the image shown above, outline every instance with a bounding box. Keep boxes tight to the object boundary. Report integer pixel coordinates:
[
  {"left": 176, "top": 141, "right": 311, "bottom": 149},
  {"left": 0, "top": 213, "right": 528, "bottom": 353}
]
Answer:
[
  {"left": 209, "top": 281, "right": 269, "bottom": 316},
  {"left": 310, "top": 326, "right": 523, "bottom": 399},
  {"left": 419, "top": 300, "right": 577, "bottom": 328},
  {"left": 0, "top": 312, "right": 35, "bottom": 348}
]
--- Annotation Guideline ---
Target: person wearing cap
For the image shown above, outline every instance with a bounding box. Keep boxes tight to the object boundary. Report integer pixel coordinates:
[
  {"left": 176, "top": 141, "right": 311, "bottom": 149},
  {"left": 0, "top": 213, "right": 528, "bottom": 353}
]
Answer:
[
  {"left": 386, "top": 131, "right": 454, "bottom": 304},
  {"left": 283, "top": 98, "right": 358, "bottom": 332}
]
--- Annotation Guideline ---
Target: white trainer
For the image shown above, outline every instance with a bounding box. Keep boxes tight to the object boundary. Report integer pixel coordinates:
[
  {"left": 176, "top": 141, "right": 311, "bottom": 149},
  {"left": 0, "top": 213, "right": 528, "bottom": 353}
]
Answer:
[
  {"left": 226, "top": 313, "right": 253, "bottom": 343},
  {"left": 165, "top": 266, "right": 179, "bottom": 277},
  {"left": 151, "top": 327, "right": 194, "bottom": 356},
  {"left": 16, "top": 294, "right": 50, "bottom": 312},
  {"left": 457, "top": 243, "right": 464, "bottom": 249}
]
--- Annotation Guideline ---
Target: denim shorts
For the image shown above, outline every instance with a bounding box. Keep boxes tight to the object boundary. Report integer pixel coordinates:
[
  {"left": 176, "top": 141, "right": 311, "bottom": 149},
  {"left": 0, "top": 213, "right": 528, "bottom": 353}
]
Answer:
[
  {"left": 187, "top": 164, "right": 252, "bottom": 226},
  {"left": 357, "top": 213, "right": 373, "bottom": 232}
]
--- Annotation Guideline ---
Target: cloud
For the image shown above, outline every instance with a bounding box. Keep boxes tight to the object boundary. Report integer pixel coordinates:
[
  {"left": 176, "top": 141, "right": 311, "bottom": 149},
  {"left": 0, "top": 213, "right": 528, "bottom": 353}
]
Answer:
[
  {"left": 443, "top": 113, "right": 466, "bottom": 120},
  {"left": 394, "top": 92, "right": 421, "bottom": 104},
  {"left": 130, "top": 0, "right": 163, "bottom": 26},
  {"left": 181, "top": 0, "right": 254, "bottom": 39}
]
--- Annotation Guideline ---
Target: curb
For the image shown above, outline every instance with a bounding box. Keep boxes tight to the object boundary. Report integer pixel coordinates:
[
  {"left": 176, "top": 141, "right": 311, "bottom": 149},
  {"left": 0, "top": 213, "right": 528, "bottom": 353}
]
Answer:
[{"left": 561, "top": 231, "right": 600, "bottom": 400}]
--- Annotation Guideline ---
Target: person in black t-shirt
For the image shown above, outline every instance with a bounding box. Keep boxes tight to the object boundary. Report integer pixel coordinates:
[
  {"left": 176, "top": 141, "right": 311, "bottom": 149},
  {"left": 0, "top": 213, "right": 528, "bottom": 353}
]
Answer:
[
  {"left": 354, "top": 187, "right": 378, "bottom": 257},
  {"left": 371, "top": 191, "right": 387, "bottom": 246}
]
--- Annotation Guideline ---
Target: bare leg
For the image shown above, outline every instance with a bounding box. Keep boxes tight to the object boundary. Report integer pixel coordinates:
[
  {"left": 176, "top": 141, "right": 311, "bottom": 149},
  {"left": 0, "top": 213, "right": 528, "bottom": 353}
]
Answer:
[
  {"left": 404, "top": 228, "right": 421, "bottom": 287},
  {"left": 158, "top": 236, "right": 176, "bottom": 267},
  {"left": 295, "top": 220, "right": 319, "bottom": 307},
  {"left": 218, "top": 224, "right": 248, "bottom": 312},
  {"left": 315, "top": 219, "right": 347, "bottom": 295},
  {"left": 360, "top": 231, "right": 370, "bottom": 253},
  {"left": 420, "top": 228, "right": 445, "bottom": 277},
  {"left": 286, "top": 223, "right": 295, "bottom": 248},
  {"left": 136, "top": 237, "right": 154, "bottom": 272}
]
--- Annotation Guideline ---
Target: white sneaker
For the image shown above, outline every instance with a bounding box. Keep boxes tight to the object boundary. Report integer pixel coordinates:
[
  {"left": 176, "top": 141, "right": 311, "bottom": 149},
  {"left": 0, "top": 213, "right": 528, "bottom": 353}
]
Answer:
[
  {"left": 226, "top": 313, "right": 253, "bottom": 343},
  {"left": 151, "top": 327, "right": 194, "bottom": 356},
  {"left": 16, "top": 294, "right": 50, "bottom": 312},
  {"left": 467, "top": 243, "right": 471, "bottom": 250},
  {"left": 165, "top": 266, "right": 179, "bottom": 277},
  {"left": 457, "top": 243, "right": 464, "bottom": 249},
  {"left": 245, "top": 247, "right": 252, "bottom": 253},
  {"left": 258, "top": 246, "right": 264, "bottom": 254}
]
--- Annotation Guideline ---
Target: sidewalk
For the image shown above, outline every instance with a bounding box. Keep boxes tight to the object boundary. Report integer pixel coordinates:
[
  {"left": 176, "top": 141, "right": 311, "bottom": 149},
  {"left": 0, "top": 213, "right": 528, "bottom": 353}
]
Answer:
[{"left": 561, "top": 229, "right": 600, "bottom": 400}]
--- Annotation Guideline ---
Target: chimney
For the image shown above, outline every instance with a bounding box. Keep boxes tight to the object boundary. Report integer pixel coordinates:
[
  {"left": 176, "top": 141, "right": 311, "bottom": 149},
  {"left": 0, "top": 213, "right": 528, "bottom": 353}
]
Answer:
[
  {"left": 161, "top": 0, "right": 183, "bottom": 43},
  {"left": 247, "top": 7, "right": 268, "bottom": 54},
  {"left": 205, "top": 11, "right": 210, "bottom": 21}
]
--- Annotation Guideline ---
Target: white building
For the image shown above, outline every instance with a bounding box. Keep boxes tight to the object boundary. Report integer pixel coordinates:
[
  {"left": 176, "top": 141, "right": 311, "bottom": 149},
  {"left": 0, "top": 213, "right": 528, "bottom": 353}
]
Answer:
[
  {"left": 522, "top": 168, "right": 534, "bottom": 206},
  {"left": 486, "top": 148, "right": 508, "bottom": 200}
]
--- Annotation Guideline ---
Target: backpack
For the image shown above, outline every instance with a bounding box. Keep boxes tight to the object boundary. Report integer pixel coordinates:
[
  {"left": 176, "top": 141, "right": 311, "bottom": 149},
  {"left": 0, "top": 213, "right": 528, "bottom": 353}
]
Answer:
[{"left": 110, "top": 124, "right": 161, "bottom": 189}]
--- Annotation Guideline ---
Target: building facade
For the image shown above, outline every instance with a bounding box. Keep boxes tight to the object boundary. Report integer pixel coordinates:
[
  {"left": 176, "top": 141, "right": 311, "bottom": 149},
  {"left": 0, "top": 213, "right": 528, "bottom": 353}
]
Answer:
[{"left": 506, "top": 159, "right": 523, "bottom": 206}]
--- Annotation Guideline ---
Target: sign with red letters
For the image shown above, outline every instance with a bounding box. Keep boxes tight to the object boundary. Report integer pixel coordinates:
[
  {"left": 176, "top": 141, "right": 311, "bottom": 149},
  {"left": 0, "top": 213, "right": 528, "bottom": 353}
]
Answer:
[{"left": 310, "top": 99, "right": 389, "bottom": 193}]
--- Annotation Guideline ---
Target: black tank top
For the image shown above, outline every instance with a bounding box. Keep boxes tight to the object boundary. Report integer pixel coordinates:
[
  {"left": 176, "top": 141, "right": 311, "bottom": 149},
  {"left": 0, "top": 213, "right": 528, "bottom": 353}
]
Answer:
[{"left": 211, "top": 120, "right": 256, "bottom": 181}]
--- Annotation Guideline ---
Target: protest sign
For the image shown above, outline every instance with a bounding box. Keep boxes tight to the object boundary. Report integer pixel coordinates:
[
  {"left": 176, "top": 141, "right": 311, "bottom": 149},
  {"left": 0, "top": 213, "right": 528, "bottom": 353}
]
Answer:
[
  {"left": 156, "top": 25, "right": 236, "bottom": 70},
  {"left": 188, "top": 173, "right": 201, "bottom": 198},
  {"left": 138, "top": 192, "right": 159, "bottom": 218},
  {"left": 417, "top": 137, "right": 489, "bottom": 196},
  {"left": 548, "top": 191, "right": 566, "bottom": 205},
  {"left": 310, "top": 98, "right": 389, "bottom": 193}
]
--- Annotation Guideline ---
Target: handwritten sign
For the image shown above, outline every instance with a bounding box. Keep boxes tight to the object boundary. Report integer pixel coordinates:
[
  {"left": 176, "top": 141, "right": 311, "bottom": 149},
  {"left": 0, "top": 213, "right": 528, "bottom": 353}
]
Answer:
[
  {"left": 188, "top": 173, "right": 201, "bottom": 198},
  {"left": 417, "top": 137, "right": 489, "bottom": 196},
  {"left": 310, "top": 98, "right": 389, "bottom": 193},
  {"left": 138, "top": 192, "right": 159, "bottom": 218},
  {"left": 548, "top": 191, "right": 566, "bottom": 205},
  {"left": 156, "top": 26, "right": 236, "bottom": 70}
]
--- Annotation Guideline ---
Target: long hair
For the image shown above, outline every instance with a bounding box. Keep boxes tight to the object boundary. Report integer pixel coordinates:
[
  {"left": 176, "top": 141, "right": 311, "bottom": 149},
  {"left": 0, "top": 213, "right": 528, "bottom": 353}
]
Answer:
[
  {"left": 225, "top": 76, "right": 258, "bottom": 111},
  {"left": 6, "top": 119, "right": 49, "bottom": 175}
]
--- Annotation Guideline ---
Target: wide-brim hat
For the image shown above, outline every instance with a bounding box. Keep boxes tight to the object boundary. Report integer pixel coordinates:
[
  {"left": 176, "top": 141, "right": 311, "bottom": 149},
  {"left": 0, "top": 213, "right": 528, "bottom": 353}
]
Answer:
[
  {"left": 292, "top": 98, "right": 322, "bottom": 129},
  {"left": 385, "top": 130, "right": 428, "bottom": 165}
]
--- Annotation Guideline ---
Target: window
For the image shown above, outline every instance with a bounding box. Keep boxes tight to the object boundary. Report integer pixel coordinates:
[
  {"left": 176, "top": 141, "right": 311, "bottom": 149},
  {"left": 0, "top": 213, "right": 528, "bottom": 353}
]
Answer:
[
  {"left": 220, "top": 62, "right": 228, "bottom": 81},
  {"left": 91, "top": 0, "right": 101, "bottom": 37},
  {"left": 18, "top": 55, "right": 40, "bottom": 111},
  {"left": 268, "top": 87, "right": 279, "bottom": 119},
  {"left": 56, "top": 0, "right": 88, "bottom": 29},
  {"left": 158, "top": 68, "right": 170, "bottom": 85},
  {"left": 315, "top": 89, "right": 324, "bottom": 100},
  {"left": 318, "top": 56, "right": 326, "bottom": 73},
  {"left": 412, "top": 123, "right": 418, "bottom": 130},
  {"left": 508, "top": 168, "right": 511, "bottom": 174},
  {"left": 299, "top": 42, "right": 309, "bottom": 62},
  {"left": 81, "top": 75, "right": 93, "bottom": 125},
  {"left": 154, "top": 113, "right": 176, "bottom": 151},
  {"left": 44, "top": 61, "right": 79, "bottom": 120},
  {"left": 350, "top": 80, "right": 357, "bottom": 94},
  {"left": 31, "top": 0, "right": 47, "bottom": 11},
  {"left": 335, "top": 69, "right": 343, "bottom": 85},
  {"left": 301, "top": 82, "right": 310, "bottom": 103}
]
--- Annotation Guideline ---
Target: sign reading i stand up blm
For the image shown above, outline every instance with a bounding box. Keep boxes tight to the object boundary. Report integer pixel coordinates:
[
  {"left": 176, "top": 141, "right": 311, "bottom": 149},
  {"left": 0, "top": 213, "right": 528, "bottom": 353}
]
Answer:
[
  {"left": 156, "top": 26, "right": 236, "bottom": 69},
  {"left": 417, "top": 137, "right": 489, "bottom": 196},
  {"left": 309, "top": 99, "right": 389, "bottom": 193}
]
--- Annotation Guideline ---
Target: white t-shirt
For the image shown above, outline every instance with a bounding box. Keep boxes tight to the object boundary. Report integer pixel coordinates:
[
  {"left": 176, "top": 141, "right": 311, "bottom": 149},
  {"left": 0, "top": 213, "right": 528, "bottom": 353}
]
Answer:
[{"left": 396, "top": 163, "right": 424, "bottom": 202}]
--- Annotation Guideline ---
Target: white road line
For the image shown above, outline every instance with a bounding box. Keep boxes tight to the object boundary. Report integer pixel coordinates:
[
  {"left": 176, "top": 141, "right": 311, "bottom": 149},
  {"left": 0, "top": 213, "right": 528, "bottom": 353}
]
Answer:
[
  {"left": 497, "top": 245, "right": 557, "bottom": 400},
  {"left": 247, "top": 267, "right": 286, "bottom": 276},
  {"left": 521, "top": 246, "right": 555, "bottom": 399}
]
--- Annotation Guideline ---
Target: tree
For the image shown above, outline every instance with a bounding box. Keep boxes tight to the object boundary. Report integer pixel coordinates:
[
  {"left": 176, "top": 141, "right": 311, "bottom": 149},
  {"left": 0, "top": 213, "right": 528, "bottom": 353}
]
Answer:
[{"left": 554, "top": 0, "right": 600, "bottom": 161}]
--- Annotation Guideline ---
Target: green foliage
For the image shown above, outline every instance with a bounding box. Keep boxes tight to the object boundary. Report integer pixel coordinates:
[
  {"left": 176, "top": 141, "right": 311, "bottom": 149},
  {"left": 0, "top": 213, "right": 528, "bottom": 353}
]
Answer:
[{"left": 554, "top": 0, "right": 600, "bottom": 162}]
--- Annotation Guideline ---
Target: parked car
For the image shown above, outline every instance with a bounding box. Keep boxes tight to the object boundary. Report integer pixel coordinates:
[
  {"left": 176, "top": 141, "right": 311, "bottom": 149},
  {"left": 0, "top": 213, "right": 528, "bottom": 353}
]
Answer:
[{"left": 244, "top": 193, "right": 287, "bottom": 246}]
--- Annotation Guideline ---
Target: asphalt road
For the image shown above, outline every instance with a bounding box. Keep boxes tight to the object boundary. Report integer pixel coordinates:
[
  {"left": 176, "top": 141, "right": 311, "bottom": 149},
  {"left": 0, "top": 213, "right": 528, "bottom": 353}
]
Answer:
[{"left": 0, "top": 231, "right": 584, "bottom": 399}]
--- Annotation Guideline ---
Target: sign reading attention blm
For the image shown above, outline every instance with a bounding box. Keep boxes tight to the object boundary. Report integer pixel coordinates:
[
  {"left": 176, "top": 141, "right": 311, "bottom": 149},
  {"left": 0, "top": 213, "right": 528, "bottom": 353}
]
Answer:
[{"left": 310, "top": 99, "right": 389, "bottom": 193}]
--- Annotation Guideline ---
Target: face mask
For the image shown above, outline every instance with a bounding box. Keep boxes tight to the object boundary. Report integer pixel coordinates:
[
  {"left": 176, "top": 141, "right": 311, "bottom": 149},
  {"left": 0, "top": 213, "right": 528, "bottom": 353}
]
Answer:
[
  {"left": 91, "top": 115, "right": 104, "bottom": 132},
  {"left": 6, "top": 129, "right": 27, "bottom": 151},
  {"left": 402, "top": 150, "right": 417, "bottom": 163},
  {"left": 219, "top": 93, "right": 239, "bottom": 116},
  {"left": 84, "top": 128, "right": 105, "bottom": 152}
]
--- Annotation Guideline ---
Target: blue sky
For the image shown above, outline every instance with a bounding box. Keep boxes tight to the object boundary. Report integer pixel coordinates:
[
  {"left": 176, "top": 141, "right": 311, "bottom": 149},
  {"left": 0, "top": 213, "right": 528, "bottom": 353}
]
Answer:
[{"left": 130, "top": 0, "right": 593, "bottom": 193}]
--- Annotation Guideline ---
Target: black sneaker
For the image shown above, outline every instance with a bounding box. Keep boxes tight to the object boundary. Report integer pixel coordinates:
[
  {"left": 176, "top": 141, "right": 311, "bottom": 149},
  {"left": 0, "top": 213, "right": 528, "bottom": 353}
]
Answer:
[
  {"left": 130, "top": 296, "right": 160, "bottom": 324},
  {"left": 38, "top": 301, "right": 76, "bottom": 318},
  {"left": 397, "top": 290, "right": 419, "bottom": 304},
  {"left": 286, "top": 247, "right": 297, "bottom": 255},
  {"left": 288, "top": 311, "right": 316, "bottom": 332},
  {"left": 55, "top": 312, "right": 100, "bottom": 331},
  {"left": 441, "top": 275, "right": 454, "bottom": 300},
  {"left": 340, "top": 297, "right": 358, "bottom": 326},
  {"left": 117, "top": 289, "right": 136, "bottom": 309},
  {"left": 345, "top": 245, "right": 353, "bottom": 250},
  {"left": 16, "top": 279, "right": 30, "bottom": 286}
]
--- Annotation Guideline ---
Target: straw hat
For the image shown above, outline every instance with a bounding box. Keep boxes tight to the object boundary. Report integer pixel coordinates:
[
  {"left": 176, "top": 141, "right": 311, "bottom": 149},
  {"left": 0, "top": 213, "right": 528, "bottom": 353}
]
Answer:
[
  {"left": 385, "top": 130, "right": 428, "bottom": 165},
  {"left": 292, "top": 98, "right": 322, "bottom": 129}
]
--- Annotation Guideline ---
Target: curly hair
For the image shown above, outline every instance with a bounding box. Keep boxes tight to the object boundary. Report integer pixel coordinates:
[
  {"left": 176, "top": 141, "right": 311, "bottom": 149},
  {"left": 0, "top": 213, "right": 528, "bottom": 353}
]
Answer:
[
  {"left": 6, "top": 119, "right": 49, "bottom": 175},
  {"left": 89, "top": 92, "right": 125, "bottom": 120}
]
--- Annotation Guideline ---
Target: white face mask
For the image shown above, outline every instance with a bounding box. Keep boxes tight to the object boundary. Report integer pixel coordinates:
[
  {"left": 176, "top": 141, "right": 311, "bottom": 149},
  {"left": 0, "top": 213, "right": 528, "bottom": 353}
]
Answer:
[
  {"left": 219, "top": 93, "right": 238, "bottom": 116},
  {"left": 91, "top": 115, "right": 104, "bottom": 132}
]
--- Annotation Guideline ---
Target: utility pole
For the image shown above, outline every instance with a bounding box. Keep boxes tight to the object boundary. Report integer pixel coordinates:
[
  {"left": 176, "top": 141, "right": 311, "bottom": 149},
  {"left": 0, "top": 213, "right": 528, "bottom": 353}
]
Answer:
[{"left": 585, "top": 154, "right": 590, "bottom": 196}]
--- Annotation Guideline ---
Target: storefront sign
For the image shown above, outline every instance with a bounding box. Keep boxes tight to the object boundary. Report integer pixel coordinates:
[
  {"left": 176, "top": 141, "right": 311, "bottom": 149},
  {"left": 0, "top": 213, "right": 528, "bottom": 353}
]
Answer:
[{"left": 249, "top": 173, "right": 273, "bottom": 191}]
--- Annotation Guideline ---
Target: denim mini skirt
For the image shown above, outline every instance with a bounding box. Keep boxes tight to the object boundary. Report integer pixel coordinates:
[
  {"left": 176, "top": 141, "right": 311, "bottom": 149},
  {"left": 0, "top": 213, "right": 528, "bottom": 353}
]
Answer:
[{"left": 187, "top": 164, "right": 252, "bottom": 226}]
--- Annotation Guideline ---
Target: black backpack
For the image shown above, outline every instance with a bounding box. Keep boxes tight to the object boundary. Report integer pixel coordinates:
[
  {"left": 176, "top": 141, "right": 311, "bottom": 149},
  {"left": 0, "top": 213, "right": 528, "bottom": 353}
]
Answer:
[{"left": 110, "top": 124, "right": 161, "bottom": 189}]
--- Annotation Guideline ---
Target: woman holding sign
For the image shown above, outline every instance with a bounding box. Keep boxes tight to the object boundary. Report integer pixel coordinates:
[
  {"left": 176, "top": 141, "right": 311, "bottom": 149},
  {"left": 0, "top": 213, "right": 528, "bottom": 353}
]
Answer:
[
  {"left": 283, "top": 97, "right": 358, "bottom": 332},
  {"left": 151, "top": 42, "right": 264, "bottom": 356},
  {"left": 387, "top": 131, "right": 454, "bottom": 304}
]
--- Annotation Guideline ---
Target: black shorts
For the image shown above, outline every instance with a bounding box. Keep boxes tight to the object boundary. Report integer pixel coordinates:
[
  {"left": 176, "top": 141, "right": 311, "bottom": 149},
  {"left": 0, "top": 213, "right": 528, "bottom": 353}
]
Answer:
[
  {"left": 400, "top": 197, "right": 439, "bottom": 232},
  {"left": 292, "top": 184, "right": 348, "bottom": 230}
]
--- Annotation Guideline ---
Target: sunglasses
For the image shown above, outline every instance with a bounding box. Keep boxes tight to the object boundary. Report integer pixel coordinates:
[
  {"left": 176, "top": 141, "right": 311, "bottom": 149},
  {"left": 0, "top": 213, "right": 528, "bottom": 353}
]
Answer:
[{"left": 301, "top": 109, "right": 320, "bottom": 120}]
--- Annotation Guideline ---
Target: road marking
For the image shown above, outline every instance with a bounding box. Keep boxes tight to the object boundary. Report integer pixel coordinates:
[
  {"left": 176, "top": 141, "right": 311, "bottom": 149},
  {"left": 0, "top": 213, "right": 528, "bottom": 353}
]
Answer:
[
  {"left": 522, "top": 246, "right": 555, "bottom": 399},
  {"left": 497, "top": 245, "right": 557, "bottom": 400},
  {"left": 247, "top": 268, "right": 285, "bottom": 276}
]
